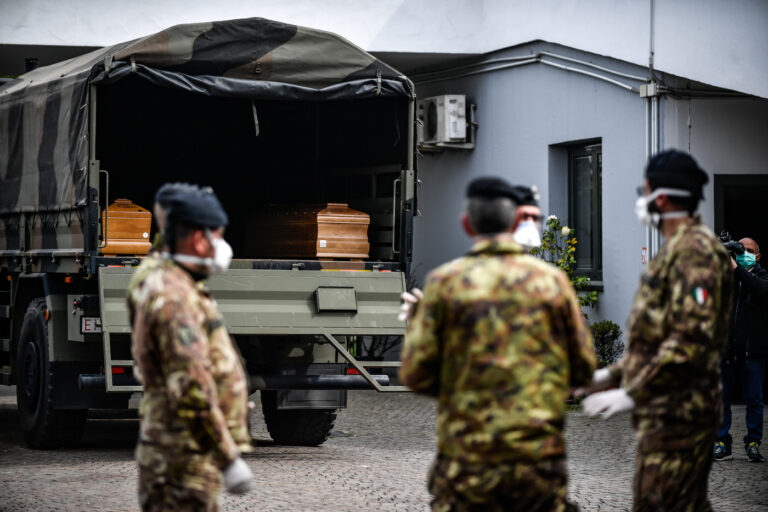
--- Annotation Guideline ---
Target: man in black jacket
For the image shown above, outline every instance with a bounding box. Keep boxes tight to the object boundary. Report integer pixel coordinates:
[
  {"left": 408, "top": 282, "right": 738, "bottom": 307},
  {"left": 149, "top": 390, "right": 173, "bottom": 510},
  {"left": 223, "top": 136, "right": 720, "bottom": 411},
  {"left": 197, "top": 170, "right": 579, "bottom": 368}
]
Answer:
[{"left": 714, "top": 237, "right": 768, "bottom": 462}]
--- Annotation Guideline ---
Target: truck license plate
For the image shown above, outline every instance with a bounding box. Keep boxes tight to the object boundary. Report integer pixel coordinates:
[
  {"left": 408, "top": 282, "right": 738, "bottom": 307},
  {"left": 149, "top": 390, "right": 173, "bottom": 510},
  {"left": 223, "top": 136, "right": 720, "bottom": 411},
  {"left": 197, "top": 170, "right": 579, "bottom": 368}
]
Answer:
[{"left": 81, "top": 317, "right": 103, "bottom": 334}]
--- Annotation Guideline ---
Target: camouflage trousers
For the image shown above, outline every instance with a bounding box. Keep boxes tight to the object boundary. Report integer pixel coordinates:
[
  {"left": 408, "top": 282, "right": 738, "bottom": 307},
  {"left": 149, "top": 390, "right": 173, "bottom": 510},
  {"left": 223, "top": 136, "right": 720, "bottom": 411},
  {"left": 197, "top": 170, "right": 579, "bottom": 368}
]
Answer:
[
  {"left": 633, "top": 432, "right": 715, "bottom": 512},
  {"left": 428, "top": 455, "right": 578, "bottom": 512},
  {"left": 137, "top": 444, "right": 222, "bottom": 512}
]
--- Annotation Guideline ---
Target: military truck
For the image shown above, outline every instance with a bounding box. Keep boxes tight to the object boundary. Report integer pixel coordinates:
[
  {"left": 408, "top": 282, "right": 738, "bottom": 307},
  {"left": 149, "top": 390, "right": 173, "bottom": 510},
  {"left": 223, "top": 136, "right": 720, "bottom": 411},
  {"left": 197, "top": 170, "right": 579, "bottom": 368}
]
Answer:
[{"left": 0, "top": 18, "right": 416, "bottom": 449}]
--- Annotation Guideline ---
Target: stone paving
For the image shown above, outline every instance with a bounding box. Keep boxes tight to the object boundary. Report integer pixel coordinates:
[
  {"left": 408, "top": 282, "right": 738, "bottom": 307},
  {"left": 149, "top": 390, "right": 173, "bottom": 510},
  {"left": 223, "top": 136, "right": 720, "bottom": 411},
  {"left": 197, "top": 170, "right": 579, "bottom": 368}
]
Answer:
[{"left": 0, "top": 386, "right": 766, "bottom": 511}]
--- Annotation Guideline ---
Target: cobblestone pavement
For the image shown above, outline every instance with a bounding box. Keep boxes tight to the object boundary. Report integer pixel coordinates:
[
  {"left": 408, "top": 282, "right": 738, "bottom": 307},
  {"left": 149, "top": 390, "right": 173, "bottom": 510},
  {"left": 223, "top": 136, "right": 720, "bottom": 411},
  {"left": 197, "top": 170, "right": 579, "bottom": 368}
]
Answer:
[{"left": 0, "top": 386, "right": 766, "bottom": 511}]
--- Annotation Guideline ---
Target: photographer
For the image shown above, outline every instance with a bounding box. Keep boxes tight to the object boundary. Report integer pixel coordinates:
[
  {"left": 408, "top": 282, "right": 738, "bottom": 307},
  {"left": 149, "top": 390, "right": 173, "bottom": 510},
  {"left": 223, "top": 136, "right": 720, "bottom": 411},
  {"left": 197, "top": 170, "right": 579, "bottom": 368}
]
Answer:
[{"left": 714, "top": 237, "right": 768, "bottom": 462}]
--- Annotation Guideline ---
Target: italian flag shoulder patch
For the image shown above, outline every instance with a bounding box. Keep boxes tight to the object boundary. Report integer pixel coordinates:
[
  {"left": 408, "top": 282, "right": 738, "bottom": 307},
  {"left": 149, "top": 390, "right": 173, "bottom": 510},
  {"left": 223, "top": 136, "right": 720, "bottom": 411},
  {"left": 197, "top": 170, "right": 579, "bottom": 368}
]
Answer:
[{"left": 692, "top": 286, "right": 709, "bottom": 305}]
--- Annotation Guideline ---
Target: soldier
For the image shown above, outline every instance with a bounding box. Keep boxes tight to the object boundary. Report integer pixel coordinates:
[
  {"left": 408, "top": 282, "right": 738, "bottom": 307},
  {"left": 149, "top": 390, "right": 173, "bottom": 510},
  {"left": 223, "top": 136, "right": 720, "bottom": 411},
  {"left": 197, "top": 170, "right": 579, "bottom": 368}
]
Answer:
[
  {"left": 400, "top": 176, "right": 596, "bottom": 511},
  {"left": 127, "top": 182, "right": 197, "bottom": 322},
  {"left": 583, "top": 150, "right": 733, "bottom": 511},
  {"left": 511, "top": 184, "right": 542, "bottom": 251},
  {"left": 128, "top": 184, "right": 254, "bottom": 511}
]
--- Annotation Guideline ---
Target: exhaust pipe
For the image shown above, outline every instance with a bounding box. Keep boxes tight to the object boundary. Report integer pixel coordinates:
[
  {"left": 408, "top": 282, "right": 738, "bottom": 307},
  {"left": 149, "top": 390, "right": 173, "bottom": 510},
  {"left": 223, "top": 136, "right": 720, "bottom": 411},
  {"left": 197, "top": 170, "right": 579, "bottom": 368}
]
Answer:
[
  {"left": 79, "top": 373, "right": 390, "bottom": 391},
  {"left": 249, "top": 374, "right": 389, "bottom": 390},
  {"left": 78, "top": 374, "right": 140, "bottom": 390}
]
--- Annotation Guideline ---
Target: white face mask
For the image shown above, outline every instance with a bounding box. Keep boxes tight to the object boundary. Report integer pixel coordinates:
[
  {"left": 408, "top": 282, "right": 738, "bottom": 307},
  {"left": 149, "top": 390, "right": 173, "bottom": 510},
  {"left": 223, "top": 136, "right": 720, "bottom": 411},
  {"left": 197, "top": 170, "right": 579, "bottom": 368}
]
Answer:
[
  {"left": 167, "top": 229, "right": 233, "bottom": 275},
  {"left": 513, "top": 220, "right": 542, "bottom": 250},
  {"left": 634, "top": 187, "right": 692, "bottom": 227}
]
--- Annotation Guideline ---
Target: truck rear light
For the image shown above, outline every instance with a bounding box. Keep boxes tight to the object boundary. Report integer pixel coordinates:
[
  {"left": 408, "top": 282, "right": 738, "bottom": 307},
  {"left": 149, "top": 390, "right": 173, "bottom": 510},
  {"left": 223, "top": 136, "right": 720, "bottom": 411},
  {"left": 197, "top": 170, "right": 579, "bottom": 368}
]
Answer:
[
  {"left": 346, "top": 368, "right": 360, "bottom": 375},
  {"left": 111, "top": 367, "right": 125, "bottom": 375}
]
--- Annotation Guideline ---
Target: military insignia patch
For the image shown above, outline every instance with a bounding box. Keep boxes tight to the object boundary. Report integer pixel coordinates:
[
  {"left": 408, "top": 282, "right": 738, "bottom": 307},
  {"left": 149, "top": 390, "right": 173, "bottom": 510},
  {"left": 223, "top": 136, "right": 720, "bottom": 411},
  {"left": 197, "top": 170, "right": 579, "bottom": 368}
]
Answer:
[
  {"left": 178, "top": 325, "right": 198, "bottom": 346},
  {"left": 692, "top": 287, "right": 709, "bottom": 305}
]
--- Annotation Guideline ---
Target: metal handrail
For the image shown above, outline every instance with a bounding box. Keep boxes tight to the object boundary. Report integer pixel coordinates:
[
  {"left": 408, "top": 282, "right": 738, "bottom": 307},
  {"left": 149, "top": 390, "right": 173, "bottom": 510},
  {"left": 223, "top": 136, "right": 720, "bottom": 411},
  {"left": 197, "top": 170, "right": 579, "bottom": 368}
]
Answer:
[{"left": 98, "top": 169, "right": 109, "bottom": 249}]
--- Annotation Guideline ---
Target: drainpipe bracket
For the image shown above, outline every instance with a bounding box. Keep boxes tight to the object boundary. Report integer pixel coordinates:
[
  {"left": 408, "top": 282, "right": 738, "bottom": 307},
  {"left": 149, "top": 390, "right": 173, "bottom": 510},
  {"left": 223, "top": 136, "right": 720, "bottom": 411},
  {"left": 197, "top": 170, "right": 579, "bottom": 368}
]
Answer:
[{"left": 639, "top": 83, "right": 661, "bottom": 98}]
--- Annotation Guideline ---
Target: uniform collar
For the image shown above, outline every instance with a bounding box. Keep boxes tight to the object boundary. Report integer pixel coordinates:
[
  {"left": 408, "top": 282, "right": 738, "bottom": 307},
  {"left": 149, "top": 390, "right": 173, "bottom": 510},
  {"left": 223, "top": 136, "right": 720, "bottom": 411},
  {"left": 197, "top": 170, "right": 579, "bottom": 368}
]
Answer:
[
  {"left": 160, "top": 253, "right": 211, "bottom": 291},
  {"left": 467, "top": 233, "right": 525, "bottom": 256},
  {"left": 667, "top": 215, "right": 700, "bottom": 242}
]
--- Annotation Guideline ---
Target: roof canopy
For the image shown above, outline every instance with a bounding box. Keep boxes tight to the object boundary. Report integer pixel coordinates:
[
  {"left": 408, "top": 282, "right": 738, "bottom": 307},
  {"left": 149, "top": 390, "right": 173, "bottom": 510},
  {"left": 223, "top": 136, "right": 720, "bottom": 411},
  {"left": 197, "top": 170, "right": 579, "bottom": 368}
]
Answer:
[{"left": 0, "top": 17, "right": 413, "bottom": 214}]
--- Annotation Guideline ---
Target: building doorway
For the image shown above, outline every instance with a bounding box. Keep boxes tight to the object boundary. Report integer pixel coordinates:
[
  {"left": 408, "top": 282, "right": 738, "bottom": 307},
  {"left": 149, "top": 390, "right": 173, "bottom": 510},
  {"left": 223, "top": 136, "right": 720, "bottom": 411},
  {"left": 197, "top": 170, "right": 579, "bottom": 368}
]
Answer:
[
  {"left": 715, "top": 175, "right": 768, "bottom": 248},
  {"left": 714, "top": 174, "right": 768, "bottom": 403}
]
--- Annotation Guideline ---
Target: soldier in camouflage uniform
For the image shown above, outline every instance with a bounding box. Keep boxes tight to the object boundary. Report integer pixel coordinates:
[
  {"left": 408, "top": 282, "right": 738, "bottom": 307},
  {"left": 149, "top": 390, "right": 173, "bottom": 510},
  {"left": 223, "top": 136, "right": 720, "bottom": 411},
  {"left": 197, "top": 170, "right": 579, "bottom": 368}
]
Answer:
[
  {"left": 128, "top": 185, "right": 253, "bottom": 511},
  {"left": 127, "top": 183, "right": 198, "bottom": 323},
  {"left": 400, "top": 177, "right": 596, "bottom": 512},
  {"left": 583, "top": 150, "right": 732, "bottom": 511}
]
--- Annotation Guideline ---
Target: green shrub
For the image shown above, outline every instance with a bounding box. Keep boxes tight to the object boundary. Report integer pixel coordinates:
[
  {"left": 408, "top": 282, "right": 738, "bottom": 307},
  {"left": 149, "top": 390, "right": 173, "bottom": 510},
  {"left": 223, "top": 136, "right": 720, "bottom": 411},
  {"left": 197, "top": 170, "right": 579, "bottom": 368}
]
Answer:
[
  {"left": 591, "top": 320, "right": 624, "bottom": 367},
  {"left": 531, "top": 215, "right": 598, "bottom": 315}
]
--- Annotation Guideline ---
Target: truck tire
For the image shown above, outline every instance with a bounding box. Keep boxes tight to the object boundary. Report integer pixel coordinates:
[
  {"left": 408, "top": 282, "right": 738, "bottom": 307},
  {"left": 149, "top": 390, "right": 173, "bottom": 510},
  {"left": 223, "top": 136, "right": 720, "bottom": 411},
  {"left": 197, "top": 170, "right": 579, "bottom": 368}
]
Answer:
[
  {"left": 16, "top": 298, "right": 87, "bottom": 449},
  {"left": 261, "top": 390, "right": 337, "bottom": 446}
]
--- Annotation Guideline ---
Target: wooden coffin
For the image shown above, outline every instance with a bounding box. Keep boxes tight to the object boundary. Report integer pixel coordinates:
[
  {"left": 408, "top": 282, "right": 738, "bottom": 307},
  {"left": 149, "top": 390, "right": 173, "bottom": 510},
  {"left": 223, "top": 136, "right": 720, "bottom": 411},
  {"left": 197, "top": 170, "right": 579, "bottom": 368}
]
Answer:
[
  {"left": 101, "top": 199, "right": 152, "bottom": 256},
  {"left": 250, "top": 203, "right": 370, "bottom": 259}
]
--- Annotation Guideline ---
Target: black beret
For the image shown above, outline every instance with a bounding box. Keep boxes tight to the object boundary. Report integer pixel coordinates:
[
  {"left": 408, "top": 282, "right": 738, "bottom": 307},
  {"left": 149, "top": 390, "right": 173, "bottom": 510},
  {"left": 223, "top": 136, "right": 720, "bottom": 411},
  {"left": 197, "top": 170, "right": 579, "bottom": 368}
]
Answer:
[
  {"left": 466, "top": 176, "right": 523, "bottom": 203},
  {"left": 154, "top": 182, "right": 199, "bottom": 207},
  {"left": 645, "top": 150, "right": 708, "bottom": 198},
  {"left": 512, "top": 185, "right": 539, "bottom": 207},
  {"left": 163, "top": 184, "right": 229, "bottom": 228}
]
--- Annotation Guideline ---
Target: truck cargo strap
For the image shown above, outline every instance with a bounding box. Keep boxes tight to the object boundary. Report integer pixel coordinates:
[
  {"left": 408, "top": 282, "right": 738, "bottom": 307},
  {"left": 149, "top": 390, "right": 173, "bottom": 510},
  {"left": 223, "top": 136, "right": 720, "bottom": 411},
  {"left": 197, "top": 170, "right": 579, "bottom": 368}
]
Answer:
[{"left": 249, "top": 374, "right": 389, "bottom": 390}]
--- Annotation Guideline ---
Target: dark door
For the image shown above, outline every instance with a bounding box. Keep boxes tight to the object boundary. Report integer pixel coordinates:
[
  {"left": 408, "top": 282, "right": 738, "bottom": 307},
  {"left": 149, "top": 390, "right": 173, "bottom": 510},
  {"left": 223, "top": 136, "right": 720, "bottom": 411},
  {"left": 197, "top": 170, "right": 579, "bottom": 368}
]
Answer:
[{"left": 715, "top": 175, "right": 768, "bottom": 248}]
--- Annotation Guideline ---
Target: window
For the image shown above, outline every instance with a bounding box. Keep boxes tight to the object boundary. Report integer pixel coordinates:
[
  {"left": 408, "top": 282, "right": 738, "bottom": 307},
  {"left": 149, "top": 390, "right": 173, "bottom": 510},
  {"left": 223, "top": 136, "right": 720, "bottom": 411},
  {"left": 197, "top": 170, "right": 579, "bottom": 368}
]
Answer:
[{"left": 568, "top": 142, "right": 602, "bottom": 281}]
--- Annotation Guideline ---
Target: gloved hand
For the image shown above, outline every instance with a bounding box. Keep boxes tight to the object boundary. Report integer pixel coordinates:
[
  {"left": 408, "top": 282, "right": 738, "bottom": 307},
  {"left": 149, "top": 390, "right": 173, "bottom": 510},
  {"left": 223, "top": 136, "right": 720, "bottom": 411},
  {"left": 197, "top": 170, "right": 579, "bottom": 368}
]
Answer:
[
  {"left": 582, "top": 389, "right": 635, "bottom": 419},
  {"left": 398, "top": 288, "right": 423, "bottom": 322},
  {"left": 572, "top": 367, "right": 614, "bottom": 398},
  {"left": 591, "top": 367, "right": 613, "bottom": 388},
  {"left": 223, "top": 457, "right": 253, "bottom": 494}
]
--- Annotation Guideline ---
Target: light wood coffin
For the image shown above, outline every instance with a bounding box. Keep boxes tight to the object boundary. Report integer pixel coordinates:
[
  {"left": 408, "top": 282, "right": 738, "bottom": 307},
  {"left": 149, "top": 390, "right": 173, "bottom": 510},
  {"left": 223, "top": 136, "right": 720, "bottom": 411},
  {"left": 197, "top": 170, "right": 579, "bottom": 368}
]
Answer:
[
  {"left": 101, "top": 199, "right": 152, "bottom": 256},
  {"left": 250, "top": 203, "right": 370, "bottom": 259}
]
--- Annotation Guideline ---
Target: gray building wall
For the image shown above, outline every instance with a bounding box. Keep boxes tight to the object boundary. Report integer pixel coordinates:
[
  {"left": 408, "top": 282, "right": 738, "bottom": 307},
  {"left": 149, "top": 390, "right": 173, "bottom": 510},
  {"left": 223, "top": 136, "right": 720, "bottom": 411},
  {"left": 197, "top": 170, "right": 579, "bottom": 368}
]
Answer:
[
  {"left": 664, "top": 97, "right": 768, "bottom": 229},
  {"left": 411, "top": 42, "right": 768, "bottom": 331}
]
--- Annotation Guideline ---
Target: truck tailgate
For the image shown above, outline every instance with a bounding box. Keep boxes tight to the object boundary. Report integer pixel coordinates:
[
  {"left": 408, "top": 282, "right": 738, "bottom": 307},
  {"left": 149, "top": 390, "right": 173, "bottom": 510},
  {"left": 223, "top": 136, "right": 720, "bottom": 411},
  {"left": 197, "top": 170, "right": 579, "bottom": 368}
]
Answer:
[{"left": 99, "top": 267, "right": 406, "bottom": 335}]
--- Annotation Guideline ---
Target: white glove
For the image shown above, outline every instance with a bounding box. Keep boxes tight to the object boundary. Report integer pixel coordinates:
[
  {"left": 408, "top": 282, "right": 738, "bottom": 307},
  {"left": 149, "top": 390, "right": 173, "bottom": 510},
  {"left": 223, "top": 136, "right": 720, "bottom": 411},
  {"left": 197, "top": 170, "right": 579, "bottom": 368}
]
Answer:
[
  {"left": 572, "top": 367, "right": 614, "bottom": 398},
  {"left": 582, "top": 389, "right": 635, "bottom": 419},
  {"left": 592, "top": 367, "right": 613, "bottom": 388},
  {"left": 223, "top": 457, "right": 253, "bottom": 494},
  {"left": 398, "top": 288, "right": 423, "bottom": 322}
]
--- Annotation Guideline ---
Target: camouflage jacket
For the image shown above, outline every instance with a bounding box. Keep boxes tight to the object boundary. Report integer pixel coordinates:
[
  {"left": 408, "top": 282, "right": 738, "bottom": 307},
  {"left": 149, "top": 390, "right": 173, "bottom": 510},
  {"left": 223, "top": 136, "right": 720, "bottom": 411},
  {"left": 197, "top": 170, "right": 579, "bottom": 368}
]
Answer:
[
  {"left": 400, "top": 235, "right": 596, "bottom": 464},
  {"left": 609, "top": 218, "right": 732, "bottom": 452},
  {"left": 128, "top": 255, "right": 252, "bottom": 468}
]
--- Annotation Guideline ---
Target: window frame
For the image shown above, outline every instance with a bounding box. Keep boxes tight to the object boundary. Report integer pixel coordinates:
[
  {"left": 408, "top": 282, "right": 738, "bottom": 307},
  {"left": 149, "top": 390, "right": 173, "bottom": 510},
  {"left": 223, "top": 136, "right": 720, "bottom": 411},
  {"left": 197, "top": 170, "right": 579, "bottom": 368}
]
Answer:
[{"left": 567, "top": 141, "right": 603, "bottom": 282}]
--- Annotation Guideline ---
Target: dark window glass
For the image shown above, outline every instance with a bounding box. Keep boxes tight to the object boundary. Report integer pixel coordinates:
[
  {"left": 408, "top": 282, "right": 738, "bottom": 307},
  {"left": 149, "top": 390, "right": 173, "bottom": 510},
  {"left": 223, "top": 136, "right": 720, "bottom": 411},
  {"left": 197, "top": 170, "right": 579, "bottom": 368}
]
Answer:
[{"left": 568, "top": 143, "right": 602, "bottom": 280}]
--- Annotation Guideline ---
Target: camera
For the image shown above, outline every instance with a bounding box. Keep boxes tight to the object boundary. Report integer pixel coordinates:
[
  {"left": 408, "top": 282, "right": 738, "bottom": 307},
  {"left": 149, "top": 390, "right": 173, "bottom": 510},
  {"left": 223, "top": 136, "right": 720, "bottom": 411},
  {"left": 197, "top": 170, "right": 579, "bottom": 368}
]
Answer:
[{"left": 719, "top": 230, "right": 745, "bottom": 259}]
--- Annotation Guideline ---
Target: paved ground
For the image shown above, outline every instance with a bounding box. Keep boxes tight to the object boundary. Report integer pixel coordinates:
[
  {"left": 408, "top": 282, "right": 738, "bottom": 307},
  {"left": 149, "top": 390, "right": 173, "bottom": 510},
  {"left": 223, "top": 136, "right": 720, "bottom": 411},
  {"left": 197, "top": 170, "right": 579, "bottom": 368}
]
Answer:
[{"left": 0, "top": 386, "right": 766, "bottom": 511}]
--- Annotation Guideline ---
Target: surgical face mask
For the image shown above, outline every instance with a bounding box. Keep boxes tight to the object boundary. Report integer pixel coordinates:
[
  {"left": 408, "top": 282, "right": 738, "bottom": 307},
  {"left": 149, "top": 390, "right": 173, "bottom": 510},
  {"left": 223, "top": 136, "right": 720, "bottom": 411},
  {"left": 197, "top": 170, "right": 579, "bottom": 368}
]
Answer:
[
  {"left": 513, "top": 220, "right": 542, "bottom": 251},
  {"left": 736, "top": 251, "right": 757, "bottom": 270},
  {"left": 167, "top": 229, "right": 233, "bottom": 275},
  {"left": 634, "top": 187, "right": 692, "bottom": 227}
]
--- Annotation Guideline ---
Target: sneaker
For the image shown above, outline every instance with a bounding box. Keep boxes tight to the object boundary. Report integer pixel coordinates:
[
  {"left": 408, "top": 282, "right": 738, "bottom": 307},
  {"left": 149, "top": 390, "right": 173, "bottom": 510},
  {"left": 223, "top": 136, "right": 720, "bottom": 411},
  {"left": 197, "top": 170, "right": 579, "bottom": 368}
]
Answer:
[
  {"left": 713, "top": 441, "right": 732, "bottom": 461},
  {"left": 746, "top": 442, "right": 765, "bottom": 462}
]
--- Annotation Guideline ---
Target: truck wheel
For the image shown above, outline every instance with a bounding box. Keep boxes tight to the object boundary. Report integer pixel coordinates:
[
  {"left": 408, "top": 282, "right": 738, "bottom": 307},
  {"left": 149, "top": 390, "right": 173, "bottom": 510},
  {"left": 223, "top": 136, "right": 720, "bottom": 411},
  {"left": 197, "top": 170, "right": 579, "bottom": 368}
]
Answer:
[
  {"left": 16, "top": 298, "right": 86, "bottom": 449},
  {"left": 261, "top": 390, "right": 337, "bottom": 446}
]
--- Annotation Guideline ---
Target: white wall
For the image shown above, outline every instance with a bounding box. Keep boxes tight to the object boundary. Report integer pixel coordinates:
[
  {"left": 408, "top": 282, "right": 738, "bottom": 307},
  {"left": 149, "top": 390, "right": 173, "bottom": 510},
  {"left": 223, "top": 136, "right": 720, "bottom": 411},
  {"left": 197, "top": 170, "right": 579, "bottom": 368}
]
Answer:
[{"left": 1, "top": 0, "right": 766, "bottom": 98}]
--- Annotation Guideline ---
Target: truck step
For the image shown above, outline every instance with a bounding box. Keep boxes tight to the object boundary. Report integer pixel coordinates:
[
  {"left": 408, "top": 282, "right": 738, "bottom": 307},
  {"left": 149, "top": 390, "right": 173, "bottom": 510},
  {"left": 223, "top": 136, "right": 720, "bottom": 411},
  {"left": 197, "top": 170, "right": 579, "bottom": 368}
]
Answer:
[
  {"left": 0, "top": 305, "right": 8, "bottom": 319},
  {"left": 0, "top": 338, "right": 8, "bottom": 352}
]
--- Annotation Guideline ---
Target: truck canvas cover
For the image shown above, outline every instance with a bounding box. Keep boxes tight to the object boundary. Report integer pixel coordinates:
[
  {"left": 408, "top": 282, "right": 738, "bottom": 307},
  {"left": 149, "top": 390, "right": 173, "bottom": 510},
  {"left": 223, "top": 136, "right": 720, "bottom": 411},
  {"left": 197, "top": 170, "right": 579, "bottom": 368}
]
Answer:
[{"left": 0, "top": 17, "right": 414, "bottom": 215}]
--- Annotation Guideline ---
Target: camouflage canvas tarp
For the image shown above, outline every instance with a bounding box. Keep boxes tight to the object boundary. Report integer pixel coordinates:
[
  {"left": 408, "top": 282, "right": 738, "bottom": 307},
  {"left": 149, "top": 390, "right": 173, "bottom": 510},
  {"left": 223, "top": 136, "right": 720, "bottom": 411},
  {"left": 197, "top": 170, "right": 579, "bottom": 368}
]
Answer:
[{"left": 0, "top": 17, "right": 413, "bottom": 214}]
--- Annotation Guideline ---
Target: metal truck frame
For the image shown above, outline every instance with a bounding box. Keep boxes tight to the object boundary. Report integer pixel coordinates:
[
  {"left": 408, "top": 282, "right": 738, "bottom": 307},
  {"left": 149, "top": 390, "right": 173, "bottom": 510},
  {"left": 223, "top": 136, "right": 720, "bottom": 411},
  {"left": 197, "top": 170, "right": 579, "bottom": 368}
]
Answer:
[{"left": 0, "top": 18, "right": 416, "bottom": 448}]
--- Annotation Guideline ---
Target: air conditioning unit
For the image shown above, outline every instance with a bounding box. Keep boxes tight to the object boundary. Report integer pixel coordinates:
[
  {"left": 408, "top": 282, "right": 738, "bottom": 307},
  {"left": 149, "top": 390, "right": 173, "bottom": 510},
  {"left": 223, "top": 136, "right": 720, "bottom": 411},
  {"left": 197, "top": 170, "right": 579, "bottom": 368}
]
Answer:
[{"left": 417, "top": 94, "right": 467, "bottom": 144}]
